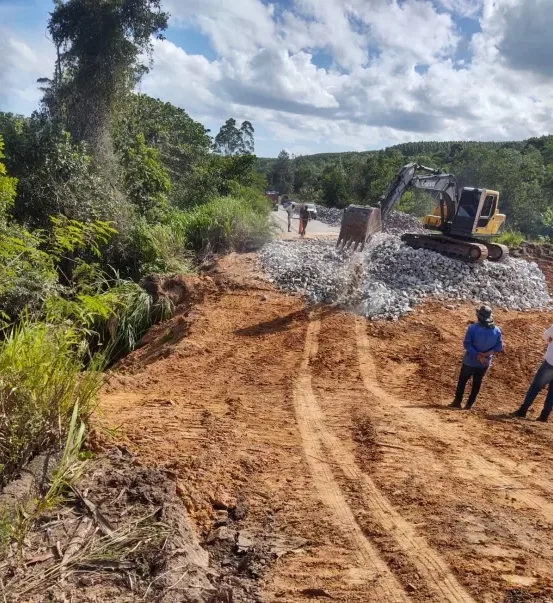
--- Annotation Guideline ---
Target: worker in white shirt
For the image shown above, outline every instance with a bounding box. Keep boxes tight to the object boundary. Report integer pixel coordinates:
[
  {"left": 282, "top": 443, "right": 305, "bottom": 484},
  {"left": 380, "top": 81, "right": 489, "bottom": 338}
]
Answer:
[
  {"left": 286, "top": 203, "right": 295, "bottom": 232},
  {"left": 513, "top": 324, "right": 553, "bottom": 422}
]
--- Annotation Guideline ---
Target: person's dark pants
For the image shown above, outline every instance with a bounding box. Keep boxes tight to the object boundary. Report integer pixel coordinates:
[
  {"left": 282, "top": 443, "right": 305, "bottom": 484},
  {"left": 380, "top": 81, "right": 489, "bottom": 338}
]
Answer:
[
  {"left": 517, "top": 360, "right": 553, "bottom": 421},
  {"left": 454, "top": 363, "right": 488, "bottom": 408}
]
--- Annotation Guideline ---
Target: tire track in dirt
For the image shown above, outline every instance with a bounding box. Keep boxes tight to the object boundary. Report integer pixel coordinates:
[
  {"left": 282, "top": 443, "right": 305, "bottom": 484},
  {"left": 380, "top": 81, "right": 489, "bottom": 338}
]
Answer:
[
  {"left": 295, "top": 318, "right": 411, "bottom": 603},
  {"left": 296, "top": 316, "right": 477, "bottom": 603},
  {"left": 354, "top": 316, "right": 553, "bottom": 521}
]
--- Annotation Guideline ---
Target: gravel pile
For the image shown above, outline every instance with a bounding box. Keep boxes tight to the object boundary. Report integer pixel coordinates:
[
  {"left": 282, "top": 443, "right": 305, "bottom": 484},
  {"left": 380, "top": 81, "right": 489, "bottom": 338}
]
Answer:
[
  {"left": 382, "top": 211, "right": 425, "bottom": 235},
  {"left": 260, "top": 233, "right": 551, "bottom": 319},
  {"left": 315, "top": 205, "right": 425, "bottom": 235},
  {"left": 315, "top": 205, "right": 342, "bottom": 227}
]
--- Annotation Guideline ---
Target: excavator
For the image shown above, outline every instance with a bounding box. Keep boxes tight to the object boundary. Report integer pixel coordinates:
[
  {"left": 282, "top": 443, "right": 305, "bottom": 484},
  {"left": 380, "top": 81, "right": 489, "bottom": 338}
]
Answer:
[{"left": 337, "top": 163, "right": 509, "bottom": 262}]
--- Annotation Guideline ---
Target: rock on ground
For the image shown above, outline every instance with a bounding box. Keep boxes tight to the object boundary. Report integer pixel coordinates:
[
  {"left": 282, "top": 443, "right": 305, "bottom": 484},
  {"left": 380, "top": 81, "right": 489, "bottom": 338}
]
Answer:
[{"left": 260, "top": 233, "right": 551, "bottom": 320}]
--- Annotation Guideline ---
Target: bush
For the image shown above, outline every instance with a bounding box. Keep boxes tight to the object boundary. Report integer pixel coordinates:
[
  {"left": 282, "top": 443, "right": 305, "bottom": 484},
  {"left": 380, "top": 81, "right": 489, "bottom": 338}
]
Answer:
[
  {"left": 0, "top": 321, "right": 103, "bottom": 486},
  {"left": 173, "top": 194, "right": 274, "bottom": 253},
  {"left": 497, "top": 230, "right": 525, "bottom": 247}
]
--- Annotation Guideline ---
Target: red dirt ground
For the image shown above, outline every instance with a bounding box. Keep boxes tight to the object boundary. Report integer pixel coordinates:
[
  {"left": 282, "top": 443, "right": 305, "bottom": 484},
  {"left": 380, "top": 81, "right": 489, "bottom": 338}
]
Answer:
[{"left": 96, "top": 252, "right": 553, "bottom": 602}]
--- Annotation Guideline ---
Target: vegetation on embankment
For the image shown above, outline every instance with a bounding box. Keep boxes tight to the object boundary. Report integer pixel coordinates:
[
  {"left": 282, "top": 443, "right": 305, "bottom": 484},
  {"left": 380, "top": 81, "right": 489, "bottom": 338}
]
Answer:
[{"left": 0, "top": 0, "right": 273, "bottom": 491}]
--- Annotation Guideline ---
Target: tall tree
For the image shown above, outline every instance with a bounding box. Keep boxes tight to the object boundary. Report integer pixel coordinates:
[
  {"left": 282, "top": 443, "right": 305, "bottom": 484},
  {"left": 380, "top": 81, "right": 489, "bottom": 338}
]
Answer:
[
  {"left": 45, "top": 0, "right": 168, "bottom": 159},
  {"left": 214, "top": 118, "right": 255, "bottom": 155},
  {"left": 239, "top": 121, "right": 255, "bottom": 154},
  {"left": 273, "top": 150, "right": 294, "bottom": 194},
  {"left": 213, "top": 119, "right": 241, "bottom": 155}
]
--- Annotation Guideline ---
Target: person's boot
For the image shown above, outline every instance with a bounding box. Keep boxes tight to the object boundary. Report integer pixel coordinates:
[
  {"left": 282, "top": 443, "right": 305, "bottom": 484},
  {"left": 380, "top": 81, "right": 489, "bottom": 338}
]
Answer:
[
  {"left": 449, "top": 400, "right": 462, "bottom": 409},
  {"left": 465, "top": 401, "right": 476, "bottom": 410},
  {"left": 537, "top": 411, "right": 550, "bottom": 422},
  {"left": 511, "top": 408, "right": 527, "bottom": 418}
]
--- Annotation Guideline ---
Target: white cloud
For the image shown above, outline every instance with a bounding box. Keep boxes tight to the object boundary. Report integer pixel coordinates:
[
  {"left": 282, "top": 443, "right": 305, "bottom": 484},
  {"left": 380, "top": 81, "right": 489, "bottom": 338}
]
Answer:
[{"left": 2, "top": 0, "right": 553, "bottom": 155}]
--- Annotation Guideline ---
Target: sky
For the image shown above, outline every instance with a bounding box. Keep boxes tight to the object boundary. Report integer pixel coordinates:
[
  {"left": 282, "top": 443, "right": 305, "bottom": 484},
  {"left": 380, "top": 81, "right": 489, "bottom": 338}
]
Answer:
[{"left": 1, "top": 0, "right": 553, "bottom": 157}]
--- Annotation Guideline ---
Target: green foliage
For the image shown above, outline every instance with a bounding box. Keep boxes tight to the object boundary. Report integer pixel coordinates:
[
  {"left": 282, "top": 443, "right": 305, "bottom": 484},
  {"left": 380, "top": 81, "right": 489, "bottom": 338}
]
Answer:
[
  {"left": 0, "top": 224, "right": 59, "bottom": 321},
  {"left": 497, "top": 230, "right": 525, "bottom": 247},
  {"left": 321, "top": 164, "right": 350, "bottom": 208},
  {"left": 0, "top": 136, "right": 17, "bottom": 215},
  {"left": 0, "top": 114, "right": 118, "bottom": 229},
  {"left": 121, "top": 133, "right": 171, "bottom": 219},
  {"left": 50, "top": 217, "right": 118, "bottom": 259},
  {"left": 174, "top": 195, "right": 274, "bottom": 253},
  {"left": 273, "top": 150, "right": 294, "bottom": 194},
  {"left": 96, "top": 279, "right": 174, "bottom": 362},
  {"left": 362, "top": 151, "right": 404, "bottom": 206},
  {"left": 134, "top": 219, "right": 192, "bottom": 274},
  {"left": 113, "top": 93, "right": 211, "bottom": 183},
  {"left": 171, "top": 153, "right": 260, "bottom": 208},
  {"left": 0, "top": 320, "right": 103, "bottom": 486},
  {"left": 396, "top": 190, "right": 435, "bottom": 217}
]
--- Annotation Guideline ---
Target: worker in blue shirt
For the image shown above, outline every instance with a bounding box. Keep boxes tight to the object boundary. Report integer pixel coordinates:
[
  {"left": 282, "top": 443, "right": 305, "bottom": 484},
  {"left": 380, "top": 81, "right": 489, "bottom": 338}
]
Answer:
[{"left": 450, "top": 305, "right": 504, "bottom": 410}]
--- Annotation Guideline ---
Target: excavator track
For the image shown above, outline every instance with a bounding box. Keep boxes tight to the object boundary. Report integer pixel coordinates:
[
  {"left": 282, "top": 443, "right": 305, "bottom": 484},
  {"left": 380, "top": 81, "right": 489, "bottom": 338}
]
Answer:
[
  {"left": 482, "top": 242, "right": 509, "bottom": 262},
  {"left": 401, "top": 233, "right": 489, "bottom": 263}
]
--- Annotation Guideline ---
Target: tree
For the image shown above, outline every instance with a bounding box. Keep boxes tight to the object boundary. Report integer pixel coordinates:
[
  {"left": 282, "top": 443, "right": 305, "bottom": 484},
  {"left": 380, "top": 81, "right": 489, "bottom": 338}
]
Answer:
[
  {"left": 213, "top": 119, "right": 241, "bottom": 155},
  {"left": 213, "top": 118, "right": 255, "bottom": 155},
  {"left": 121, "top": 133, "right": 171, "bottom": 220},
  {"left": 0, "top": 113, "right": 117, "bottom": 229},
  {"left": 362, "top": 151, "right": 403, "bottom": 206},
  {"left": 45, "top": 0, "right": 169, "bottom": 159},
  {"left": 273, "top": 150, "right": 294, "bottom": 194},
  {"left": 239, "top": 121, "right": 255, "bottom": 154},
  {"left": 113, "top": 94, "right": 211, "bottom": 182},
  {"left": 321, "top": 164, "right": 349, "bottom": 208}
]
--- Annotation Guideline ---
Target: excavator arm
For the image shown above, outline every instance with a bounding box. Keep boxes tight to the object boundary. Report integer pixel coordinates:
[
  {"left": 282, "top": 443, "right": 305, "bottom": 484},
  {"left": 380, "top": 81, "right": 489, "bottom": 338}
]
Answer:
[
  {"left": 380, "top": 163, "right": 459, "bottom": 224},
  {"left": 337, "top": 163, "right": 459, "bottom": 251}
]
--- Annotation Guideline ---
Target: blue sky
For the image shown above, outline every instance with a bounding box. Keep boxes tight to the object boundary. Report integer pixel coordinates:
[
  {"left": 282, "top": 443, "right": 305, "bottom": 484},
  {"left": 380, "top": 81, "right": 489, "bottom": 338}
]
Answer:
[{"left": 1, "top": 0, "right": 553, "bottom": 157}]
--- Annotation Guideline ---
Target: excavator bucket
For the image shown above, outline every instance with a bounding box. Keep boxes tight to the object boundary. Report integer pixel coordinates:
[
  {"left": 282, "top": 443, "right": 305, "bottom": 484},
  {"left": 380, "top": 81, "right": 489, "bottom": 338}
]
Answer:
[{"left": 337, "top": 205, "right": 382, "bottom": 252}]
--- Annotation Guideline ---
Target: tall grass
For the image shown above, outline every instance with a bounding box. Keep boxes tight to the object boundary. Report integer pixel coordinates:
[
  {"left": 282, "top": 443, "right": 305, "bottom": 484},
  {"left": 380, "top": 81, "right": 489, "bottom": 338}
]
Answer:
[
  {"left": 172, "top": 194, "right": 275, "bottom": 254},
  {"left": 99, "top": 280, "right": 173, "bottom": 362},
  {"left": 0, "top": 321, "right": 103, "bottom": 486},
  {"left": 497, "top": 230, "right": 525, "bottom": 247},
  {"left": 135, "top": 220, "right": 192, "bottom": 274}
]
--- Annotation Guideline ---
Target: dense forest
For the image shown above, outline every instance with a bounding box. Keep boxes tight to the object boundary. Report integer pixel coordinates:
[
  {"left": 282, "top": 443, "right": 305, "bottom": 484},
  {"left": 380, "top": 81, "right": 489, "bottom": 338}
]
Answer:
[
  {"left": 260, "top": 137, "right": 553, "bottom": 236},
  {"left": 0, "top": 0, "right": 273, "bottom": 487}
]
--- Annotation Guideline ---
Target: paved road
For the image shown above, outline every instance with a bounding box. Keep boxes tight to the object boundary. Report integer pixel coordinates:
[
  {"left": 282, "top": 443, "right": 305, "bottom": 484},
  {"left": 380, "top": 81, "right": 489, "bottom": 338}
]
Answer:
[{"left": 272, "top": 205, "right": 340, "bottom": 239}]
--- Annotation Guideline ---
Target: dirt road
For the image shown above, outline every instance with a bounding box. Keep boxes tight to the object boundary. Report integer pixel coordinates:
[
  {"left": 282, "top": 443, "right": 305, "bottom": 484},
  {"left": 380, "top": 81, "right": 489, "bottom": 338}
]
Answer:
[{"left": 97, "top": 253, "right": 553, "bottom": 602}]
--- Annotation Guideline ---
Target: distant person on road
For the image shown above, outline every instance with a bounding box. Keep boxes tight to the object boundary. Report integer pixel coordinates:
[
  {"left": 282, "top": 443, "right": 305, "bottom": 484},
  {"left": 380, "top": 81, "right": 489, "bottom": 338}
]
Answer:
[
  {"left": 286, "top": 202, "right": 295, "bottom": 232},
  {"left": 450, "top": 305, "right": 503, "bottom": 410},
  {"left": 512, "top": 324, "right": 553, "bottom": 422},
  {"left": 299, "top": 204, "right": 310, "bottom": 237}
]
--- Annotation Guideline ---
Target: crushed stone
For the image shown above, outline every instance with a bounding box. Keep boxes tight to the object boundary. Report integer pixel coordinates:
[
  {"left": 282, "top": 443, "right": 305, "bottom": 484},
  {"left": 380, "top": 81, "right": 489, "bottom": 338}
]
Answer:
[{"left": 261, "top": 232, "right": 551, "bottom": 320}]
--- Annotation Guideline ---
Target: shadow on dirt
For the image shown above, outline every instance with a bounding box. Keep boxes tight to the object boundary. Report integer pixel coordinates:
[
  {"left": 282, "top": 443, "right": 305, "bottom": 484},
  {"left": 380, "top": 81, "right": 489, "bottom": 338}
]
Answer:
[{"left": 235, "top": 304, "right": 338, "bottom": 337}]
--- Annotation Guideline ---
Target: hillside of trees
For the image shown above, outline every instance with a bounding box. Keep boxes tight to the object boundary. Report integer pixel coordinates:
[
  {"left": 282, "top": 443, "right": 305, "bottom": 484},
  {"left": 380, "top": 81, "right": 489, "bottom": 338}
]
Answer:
[
  {"left": 261, "top": 137, "right": 553, "bottom": 236},
  {"left": 0, "top": 0, "right": 273, "bottom": 488}
]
